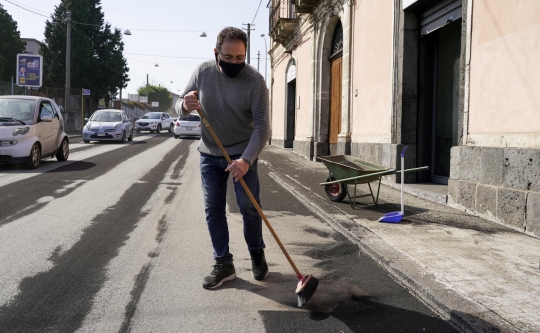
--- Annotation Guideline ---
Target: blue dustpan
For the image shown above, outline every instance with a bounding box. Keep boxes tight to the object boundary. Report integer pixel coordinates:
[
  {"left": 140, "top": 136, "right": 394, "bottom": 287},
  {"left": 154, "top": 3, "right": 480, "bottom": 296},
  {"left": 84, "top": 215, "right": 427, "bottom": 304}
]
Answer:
[
  {"left": 379, "top": 211, "right": 403, "bottom": 223},
  {"left": 379, "top": 146, "right": 408, "bottom": 223}
]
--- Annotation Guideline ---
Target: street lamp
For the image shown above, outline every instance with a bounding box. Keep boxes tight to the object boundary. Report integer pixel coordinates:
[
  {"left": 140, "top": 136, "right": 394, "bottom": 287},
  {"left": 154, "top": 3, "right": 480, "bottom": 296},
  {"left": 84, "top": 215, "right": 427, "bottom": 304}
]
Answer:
[
  {"left": 200, "top": 32, "right": 207, "bottom": 37},
  {"left": 260, "top": 34, "right": 268, "bottom": 85}
]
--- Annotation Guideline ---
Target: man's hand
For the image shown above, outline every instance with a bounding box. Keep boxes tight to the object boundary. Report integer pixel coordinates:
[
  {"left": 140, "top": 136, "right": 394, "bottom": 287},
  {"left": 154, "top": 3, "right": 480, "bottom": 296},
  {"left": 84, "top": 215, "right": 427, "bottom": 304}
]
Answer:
[
  {"left": 183, "top": 91, "right": 201, "bottom": 112},
  {"left": 225, "top": 158, "right": 250, "bottom": 182}
]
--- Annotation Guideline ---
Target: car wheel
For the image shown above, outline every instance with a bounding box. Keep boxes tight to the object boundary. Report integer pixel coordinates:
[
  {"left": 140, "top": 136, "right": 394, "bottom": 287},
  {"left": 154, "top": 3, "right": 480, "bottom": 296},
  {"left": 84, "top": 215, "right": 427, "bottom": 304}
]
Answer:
[
  {"left": 168, "top": 124, "right": 173, "bottom": 133},
  {"left": 120, "top": 131, "right": 126, "bottom": 143},
  {"left": 174, "top": 134, "right": 179, "bottom": 139},
  {"left": 156, "top": 124, "right": 162, "bottom": 133},
  {"left": 324, "top": 175, "right": 348, "bottom": 202},
  {"left": 128, "top": 129, "right": 133, "bottom": 141},
  {"left": 83, "top": 140, "right": 90, "bottom": 143},
  {"left": 56, "top": 138, "right": 69, "bottom": 161},
  {"left": 25, "top": 143, "right": 41, "bottom": 169}
]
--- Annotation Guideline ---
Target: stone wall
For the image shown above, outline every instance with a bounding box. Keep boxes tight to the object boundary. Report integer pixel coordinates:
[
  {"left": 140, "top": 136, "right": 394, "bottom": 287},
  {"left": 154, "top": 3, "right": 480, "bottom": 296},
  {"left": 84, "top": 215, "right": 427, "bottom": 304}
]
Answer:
[{"left": 448, "top": 146, "right": 540, "bottom": 237}]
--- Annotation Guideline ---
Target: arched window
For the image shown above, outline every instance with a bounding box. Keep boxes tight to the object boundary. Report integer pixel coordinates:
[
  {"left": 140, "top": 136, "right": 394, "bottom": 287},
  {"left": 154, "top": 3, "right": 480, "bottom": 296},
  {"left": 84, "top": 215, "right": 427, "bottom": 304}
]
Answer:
[{"left": 330, "top": 21, "right": 343, "bottom": 57}]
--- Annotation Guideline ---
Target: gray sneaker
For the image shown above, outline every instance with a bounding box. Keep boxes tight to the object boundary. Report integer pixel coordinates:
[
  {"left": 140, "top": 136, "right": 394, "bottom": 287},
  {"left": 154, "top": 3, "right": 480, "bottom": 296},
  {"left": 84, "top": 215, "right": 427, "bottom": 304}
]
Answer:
[
  {"left": 250, "top": 250, "right": 269, "bottom": 281},
  {"left": 203, "top": 262, "right": 236, "bottom": 289}
]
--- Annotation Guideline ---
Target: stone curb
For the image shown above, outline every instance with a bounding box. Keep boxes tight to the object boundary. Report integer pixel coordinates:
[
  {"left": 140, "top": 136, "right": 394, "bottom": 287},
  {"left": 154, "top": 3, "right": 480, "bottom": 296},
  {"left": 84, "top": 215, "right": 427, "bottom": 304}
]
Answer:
[{"left": 268, "top": 169, "right": 517, "bottom": 333}]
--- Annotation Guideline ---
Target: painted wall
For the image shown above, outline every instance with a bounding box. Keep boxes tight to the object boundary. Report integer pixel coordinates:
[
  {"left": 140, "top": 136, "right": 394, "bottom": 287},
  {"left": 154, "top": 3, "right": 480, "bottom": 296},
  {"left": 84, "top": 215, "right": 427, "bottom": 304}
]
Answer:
[
  {"left": 350, "top": 0, "right": 393, "bottom": 143},
  {"left": 271, "top": 53, "right": 288, "bottom": 140},
  {"left": 468, "top": 0, "right": 540, "bottom": 147},
  {"left": 294, "top": 34, "right": 313, "bottom": 139}
]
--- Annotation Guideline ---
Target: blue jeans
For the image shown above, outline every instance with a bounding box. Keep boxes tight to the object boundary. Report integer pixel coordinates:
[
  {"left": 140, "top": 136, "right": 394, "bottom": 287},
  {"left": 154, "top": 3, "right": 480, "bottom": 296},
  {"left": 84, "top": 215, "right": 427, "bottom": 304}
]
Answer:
[{"left": 200, "top": 153, "right": 265, "bottom": 264}]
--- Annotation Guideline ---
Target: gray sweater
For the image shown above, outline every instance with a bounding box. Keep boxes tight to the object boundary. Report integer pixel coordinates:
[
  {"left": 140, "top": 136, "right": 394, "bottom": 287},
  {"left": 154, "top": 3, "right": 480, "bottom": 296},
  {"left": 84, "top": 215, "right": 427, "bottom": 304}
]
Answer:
[{"left": 176, "top": 60, "right": 269, "bottom": 165}]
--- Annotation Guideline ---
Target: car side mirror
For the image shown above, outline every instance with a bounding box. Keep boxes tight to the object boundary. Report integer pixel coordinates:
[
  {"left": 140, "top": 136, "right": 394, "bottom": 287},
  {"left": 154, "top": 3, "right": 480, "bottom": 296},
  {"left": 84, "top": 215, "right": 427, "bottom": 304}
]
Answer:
[
  {"left": 84, "top": 118, "right": 89, "bottom": 121},
  {"left": 58, "top": 106, "right": 65, "bottom": 113},
  {"left": 41, "top": 116, "right": 53, "bottom": 122}
]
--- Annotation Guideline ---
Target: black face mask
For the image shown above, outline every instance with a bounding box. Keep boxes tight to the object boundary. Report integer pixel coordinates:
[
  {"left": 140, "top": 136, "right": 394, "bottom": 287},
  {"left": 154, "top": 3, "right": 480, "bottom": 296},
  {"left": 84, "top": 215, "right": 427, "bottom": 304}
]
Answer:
[{"left": 215, "top": 54, "right": 245, "bottom": 78}]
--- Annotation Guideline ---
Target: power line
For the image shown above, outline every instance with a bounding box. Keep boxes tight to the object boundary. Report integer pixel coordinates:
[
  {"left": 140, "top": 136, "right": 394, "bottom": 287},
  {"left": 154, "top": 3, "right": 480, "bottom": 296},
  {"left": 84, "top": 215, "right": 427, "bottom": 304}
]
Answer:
[
  {"left": 128, "top": 28, "right": 209, "bottom": 32},
  {"left": 126, "top": 52, "right": 209, "bottom": 60},
  {"left": 71, "top": 20, "right": 101, "bottom": 27},
  {"left": 251, "top": 0, "right": 263, "bottom": 25},
  {"left": 3, "top": 0, "right": 49, "bottom": 18},
  {"left": 9, "top": 0, "right": 49, "bottom": 15}
]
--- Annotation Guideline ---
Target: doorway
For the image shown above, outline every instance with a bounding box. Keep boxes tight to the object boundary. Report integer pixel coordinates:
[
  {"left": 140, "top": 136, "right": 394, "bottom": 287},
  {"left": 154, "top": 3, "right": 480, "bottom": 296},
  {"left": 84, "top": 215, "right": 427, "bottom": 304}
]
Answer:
[
  {"left": 285, "top": 78, "right": 296, "bottom": 148},
  {"left": 418, "top": 19, "right": 462, "bottom": 184},
  {"left": 328, "top": 20, "right": 343, "bottom": 154},
  {"left": 285, "top": 60, "right": 296, "bottom": 148}
]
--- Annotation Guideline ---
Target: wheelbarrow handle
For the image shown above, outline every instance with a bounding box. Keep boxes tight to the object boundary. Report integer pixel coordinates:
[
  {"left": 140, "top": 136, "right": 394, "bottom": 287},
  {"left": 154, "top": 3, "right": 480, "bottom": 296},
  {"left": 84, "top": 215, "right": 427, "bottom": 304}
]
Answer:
[{"left": 320, "top": 166, "right": 429, "bottom": 186}]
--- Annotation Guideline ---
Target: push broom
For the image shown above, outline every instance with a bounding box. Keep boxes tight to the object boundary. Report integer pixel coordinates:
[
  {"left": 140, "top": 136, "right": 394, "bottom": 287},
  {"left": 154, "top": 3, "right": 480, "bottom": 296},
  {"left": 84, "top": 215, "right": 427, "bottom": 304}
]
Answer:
[{"left": 196, "top": 108, "right": 319, "bottom": 307}]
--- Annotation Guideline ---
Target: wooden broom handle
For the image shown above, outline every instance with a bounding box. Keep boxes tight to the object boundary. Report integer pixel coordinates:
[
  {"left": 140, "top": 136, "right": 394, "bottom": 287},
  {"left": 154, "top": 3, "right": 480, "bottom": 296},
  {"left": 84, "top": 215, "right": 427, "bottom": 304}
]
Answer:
[{"left": 196, "top": 110, "right": 302, "bottom": 278}]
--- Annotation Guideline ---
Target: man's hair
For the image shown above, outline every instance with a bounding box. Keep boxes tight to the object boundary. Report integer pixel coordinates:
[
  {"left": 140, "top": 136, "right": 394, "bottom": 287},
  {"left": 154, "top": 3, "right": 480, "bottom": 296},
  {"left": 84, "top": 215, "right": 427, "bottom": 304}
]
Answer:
[{"left": 216, "top": 27, "right": 247, "bottom": 51}]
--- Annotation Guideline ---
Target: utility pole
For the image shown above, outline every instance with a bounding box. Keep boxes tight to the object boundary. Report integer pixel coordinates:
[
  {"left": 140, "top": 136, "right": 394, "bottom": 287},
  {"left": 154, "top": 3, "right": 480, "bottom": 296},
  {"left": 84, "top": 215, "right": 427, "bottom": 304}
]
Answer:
[
  {"left": 65, "top": 11, "right": 72, "bottom": 110},
  {"left": 242, "top": 23, "right": 255, "bottom": 64},
  {"left": 257, "top": 51, "right": 260, "bottom": 71},
  {"left": 146, "top": 74, "right": 149, "bottom": 97}
]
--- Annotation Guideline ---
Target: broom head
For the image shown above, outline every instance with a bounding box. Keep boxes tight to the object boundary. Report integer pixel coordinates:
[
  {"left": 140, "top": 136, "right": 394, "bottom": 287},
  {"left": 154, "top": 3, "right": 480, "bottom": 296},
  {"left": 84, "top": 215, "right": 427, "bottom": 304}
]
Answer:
[{"left": 295, "top": 275, "right": 319, "bottom": 307}]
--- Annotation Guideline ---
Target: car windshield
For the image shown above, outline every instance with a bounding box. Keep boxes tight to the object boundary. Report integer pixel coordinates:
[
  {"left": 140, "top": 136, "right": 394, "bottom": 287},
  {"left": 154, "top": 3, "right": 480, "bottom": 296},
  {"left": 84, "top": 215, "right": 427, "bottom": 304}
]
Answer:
[
  {"left": 0, "top": 99, "right": 36, "bottom": 121},
  {"left": 141, "top": 113, "right": 161, "bottom": 119},
  {"left": 90, "top": 111, "right": 122, "bottom": 122},
  {"left": 180, "top": 115, "right": 200, "bottom": 121}
]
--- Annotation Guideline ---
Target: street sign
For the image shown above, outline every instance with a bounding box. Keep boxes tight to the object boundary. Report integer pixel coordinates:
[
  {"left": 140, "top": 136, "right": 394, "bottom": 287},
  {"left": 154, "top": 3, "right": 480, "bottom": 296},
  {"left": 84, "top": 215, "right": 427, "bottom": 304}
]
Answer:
[
  {"left": 151, "top": 102, "right": 159, "bottom": 107},
  {"left": 83, "top": 89, "right": 91, "bottom": 96},
  {"left": 139, "top": 96, "right": 148, "bottom": 103},
  {"left": 98, "top": 98, "right": 106, "bottom": 109},
  {"left": 16, "top": 54, "right": 43, "bottom": 87}
]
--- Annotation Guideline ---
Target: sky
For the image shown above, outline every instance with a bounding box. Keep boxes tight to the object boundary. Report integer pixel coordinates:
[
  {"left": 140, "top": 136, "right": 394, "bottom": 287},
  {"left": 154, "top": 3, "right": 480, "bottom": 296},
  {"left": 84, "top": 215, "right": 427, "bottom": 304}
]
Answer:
[{"left": 2, "top": 0, "right": 271, "bottom": 96}]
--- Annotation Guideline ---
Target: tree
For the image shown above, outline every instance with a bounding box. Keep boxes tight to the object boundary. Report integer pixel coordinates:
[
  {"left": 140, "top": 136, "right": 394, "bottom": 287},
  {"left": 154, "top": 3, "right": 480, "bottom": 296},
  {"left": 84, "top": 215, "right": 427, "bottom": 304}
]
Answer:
[
  {"left": 0, "top": 4, "right": 26, "bottom": 82},
  {"left": 137, "top": 84, "right": 173, "bottom": 112},
  {"left": 40, "top": 0, "right": 128, "bottom": 103}
]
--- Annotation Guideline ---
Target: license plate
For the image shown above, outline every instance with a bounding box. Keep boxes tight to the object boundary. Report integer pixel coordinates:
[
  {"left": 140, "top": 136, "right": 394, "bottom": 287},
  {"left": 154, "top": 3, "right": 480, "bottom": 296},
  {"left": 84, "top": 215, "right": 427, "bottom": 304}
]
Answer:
[
  {"left": 97, "top": 133, "right": 105, "bottom": 136},
  {"left": 185, "top": 127, "right": 192, "bottom": 130}
]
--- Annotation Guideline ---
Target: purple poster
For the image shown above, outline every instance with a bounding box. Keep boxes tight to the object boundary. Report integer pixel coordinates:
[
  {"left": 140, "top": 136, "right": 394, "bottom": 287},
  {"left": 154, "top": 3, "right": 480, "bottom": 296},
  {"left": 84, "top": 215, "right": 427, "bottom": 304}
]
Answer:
[{"left": 17, "top": 54, "right": 43, "bottom": 87}]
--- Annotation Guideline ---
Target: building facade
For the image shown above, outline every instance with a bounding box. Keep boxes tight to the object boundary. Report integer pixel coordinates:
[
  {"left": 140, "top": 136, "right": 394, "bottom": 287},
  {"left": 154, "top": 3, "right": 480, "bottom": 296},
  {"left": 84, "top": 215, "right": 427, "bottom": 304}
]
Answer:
[
  {"left": 21, "top": 38, "right": 41, "bottom": 55},
  {"left": 268, "top": 0, "right": 540, "bottom": 237}
]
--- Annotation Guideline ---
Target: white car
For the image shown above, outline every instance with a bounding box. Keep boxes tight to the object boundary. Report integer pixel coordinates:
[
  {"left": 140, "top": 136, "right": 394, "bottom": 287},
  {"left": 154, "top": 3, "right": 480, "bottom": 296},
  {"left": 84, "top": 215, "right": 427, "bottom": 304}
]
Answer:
[
  {"left": 174, "top": 114, "right": 201, "bottom": 139},
  {"left": 134, "top": 112, "right": 173, "bottom": 134},
  {"left": 82, "top": 109, "right": 134, "bottom": 143},
  {"left": 0, "top": 95, "right": 69, "bottom": 169}
]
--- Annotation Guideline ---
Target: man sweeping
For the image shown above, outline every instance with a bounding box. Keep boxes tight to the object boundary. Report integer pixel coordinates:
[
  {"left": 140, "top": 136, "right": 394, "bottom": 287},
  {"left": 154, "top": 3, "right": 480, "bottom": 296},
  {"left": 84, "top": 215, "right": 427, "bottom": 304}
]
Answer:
[{"left": 177, "top": 26, "right": 270, "bottom": 289}]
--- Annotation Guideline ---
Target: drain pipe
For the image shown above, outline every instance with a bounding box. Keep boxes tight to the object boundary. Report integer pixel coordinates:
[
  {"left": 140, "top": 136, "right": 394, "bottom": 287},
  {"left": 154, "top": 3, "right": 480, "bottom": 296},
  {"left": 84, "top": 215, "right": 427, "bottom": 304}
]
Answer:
[
  {"left": 462, "top": 0, "right": 473, "bottom": 145},
  {"left": 390, "top": 2, "right": 400, "bottom": 144}
]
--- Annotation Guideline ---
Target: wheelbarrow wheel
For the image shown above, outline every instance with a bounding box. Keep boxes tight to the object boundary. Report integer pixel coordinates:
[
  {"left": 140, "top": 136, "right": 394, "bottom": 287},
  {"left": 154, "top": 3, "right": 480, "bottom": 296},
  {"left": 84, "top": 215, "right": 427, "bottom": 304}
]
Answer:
[{"left": 324, "top": 176, "right": 347, "bottom": 202}]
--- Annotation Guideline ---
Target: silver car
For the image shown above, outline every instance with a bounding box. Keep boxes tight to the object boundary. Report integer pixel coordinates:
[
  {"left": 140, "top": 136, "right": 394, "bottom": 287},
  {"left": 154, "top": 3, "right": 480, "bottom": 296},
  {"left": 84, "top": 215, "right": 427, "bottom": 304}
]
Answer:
[{"left": 82, "top": 109, "right": 134, "bottom": 143}]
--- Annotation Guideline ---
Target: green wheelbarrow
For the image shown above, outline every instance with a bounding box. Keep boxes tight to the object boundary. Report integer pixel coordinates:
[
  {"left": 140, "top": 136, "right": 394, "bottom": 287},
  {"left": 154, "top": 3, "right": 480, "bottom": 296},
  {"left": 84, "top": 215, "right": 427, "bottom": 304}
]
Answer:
[{"left": 317, "top": 155, "right": 429, "bottom": 209}]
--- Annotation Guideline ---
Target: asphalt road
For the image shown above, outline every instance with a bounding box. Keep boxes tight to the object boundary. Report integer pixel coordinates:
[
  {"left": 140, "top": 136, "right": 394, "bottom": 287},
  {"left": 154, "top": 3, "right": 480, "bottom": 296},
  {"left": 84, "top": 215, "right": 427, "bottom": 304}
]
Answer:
[{"left": 0, "top": 133, "right": 458, "bottom": 332}]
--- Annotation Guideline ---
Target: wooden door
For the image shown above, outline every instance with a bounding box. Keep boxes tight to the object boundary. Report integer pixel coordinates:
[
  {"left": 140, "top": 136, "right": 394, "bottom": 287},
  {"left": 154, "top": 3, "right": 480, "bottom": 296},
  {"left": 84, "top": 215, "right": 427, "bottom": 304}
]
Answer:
[{"left": 329, "top": 56, "right": 342, "bottom": 144}]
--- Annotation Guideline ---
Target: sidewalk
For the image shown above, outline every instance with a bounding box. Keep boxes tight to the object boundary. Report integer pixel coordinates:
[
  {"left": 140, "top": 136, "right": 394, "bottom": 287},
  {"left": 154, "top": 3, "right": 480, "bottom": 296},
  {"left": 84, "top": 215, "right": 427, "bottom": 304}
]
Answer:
[{"left": 260, "top": 144, "right": 540, "bottom": 333}]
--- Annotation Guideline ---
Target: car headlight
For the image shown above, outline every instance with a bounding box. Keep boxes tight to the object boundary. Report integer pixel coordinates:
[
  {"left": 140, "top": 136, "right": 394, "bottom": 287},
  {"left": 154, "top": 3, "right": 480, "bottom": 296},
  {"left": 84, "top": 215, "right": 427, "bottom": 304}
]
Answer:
[
  {"left": 115, "top": 123, "right": 120, "bottom": 129},
  {"left": 86, "top": 123, "right": 92, "bottom": 130},
  {"left": 13, "top": 127, "right": 30, "bottom": 136}
]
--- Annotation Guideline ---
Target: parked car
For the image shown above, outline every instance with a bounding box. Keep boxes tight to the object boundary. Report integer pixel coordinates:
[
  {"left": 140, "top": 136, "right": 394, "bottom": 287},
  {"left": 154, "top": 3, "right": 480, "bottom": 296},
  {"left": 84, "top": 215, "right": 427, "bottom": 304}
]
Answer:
[
  {"left": 174, "top": 113, "right": 201, "bottom": 139},
  {"left": 0, "top": 95, "right": 69, "bottom": 169},
  {"left": 134, "top": 112, "right": 173, "bottom": 133},
  {"left": 82, "top": 109, "right": 134, "bottom": 143}
]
